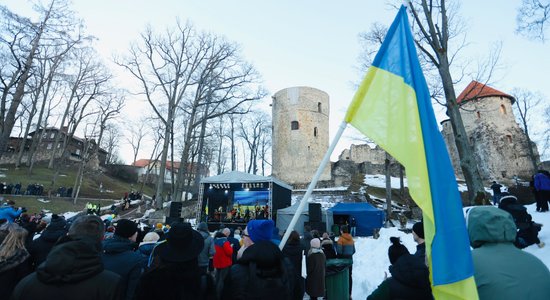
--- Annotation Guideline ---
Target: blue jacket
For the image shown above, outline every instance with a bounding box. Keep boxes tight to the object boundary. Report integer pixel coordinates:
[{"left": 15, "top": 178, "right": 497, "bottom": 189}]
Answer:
[
  {"left": 535, "top": 173, "right": 550, "bottom": 191},
  {"left": 0, "top": 206, "right": 22, "bottom": 223},
  {"left": 102, "top": 236, "right": 142, "bottom": 300}
]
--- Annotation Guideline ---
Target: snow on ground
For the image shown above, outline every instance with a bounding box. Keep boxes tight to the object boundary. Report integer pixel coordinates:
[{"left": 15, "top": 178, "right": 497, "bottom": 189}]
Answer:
[
  {"left": 364, "top": 174, "right": 472, "bottom": 192},
  {"left": 352, "top": 203, "right": 550, "bottom": 299}
]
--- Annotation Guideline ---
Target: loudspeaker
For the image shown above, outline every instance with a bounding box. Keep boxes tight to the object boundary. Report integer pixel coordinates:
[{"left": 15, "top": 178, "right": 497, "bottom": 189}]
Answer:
[
  {"left": 308, "top": 203, "right": 322, "bottom": 222},
  {"left": 169, "top": 202, "right": 183, "bottom": 217},
  {"left": 304, "top": 221, "right": 326, "bottom": 234},
  {"left": 166, "top": 216, "right": 183, "bottom": 225}
]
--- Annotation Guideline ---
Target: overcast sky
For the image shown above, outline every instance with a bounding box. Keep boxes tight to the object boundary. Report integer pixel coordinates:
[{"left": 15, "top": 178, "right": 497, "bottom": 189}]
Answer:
[{"left": 4, "top": 0, "right": 549, "bottom": 164}]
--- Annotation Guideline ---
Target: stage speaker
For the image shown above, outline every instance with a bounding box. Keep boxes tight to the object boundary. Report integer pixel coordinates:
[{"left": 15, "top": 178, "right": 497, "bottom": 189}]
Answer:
[
  {"left": 309, "top": 203, "right": 322, "bottom": 222},
  {"left": 166, "top": 216, "right": 183, "bottom": 225},
  {"left": 169, "top": 202, "right": 183, "bottom": 217},
  {"left": 304, "top": 221, "right": 326, "bottom": 234}
]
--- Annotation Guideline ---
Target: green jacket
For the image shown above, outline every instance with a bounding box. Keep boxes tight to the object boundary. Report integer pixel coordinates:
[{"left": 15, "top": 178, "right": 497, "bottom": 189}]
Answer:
[{"left": 467, "top": 206, "right": 550, "bottom": 300}]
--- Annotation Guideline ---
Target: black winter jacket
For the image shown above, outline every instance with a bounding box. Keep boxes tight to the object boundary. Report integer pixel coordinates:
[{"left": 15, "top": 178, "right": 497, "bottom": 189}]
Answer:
[
  {"left": 28, "top": 218, "right": 67, "bottom": 268},
  {"left": 388, "top": 254, "right": 432, "bottom": 299},
  {"left": 11, "top": 235, "right": 122, "bottom": 300},
  {"left": 222, "top": 241, "right": 296, "bottom": 300},
  {"left": 134, "top": 257, "right": 216, "bottom": 300},
  {"left": 102, "top": 235, "right": 143, "bottom": 300}
]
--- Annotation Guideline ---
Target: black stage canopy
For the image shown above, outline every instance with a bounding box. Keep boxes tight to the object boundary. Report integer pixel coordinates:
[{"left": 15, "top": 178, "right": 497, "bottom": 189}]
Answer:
[{"left": 197, "top": 171, "right": 292, "bottom": 230}]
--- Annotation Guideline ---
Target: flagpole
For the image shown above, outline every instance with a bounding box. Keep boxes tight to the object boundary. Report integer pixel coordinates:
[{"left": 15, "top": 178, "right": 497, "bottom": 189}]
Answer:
[{"left": 279, "top": 121, "right": 348, "bottom": 250}]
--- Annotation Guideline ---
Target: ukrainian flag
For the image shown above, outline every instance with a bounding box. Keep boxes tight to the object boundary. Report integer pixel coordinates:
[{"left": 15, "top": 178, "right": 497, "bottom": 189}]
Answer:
[{"left": 345, "top": 5, "right": 478, "bottom": 300}]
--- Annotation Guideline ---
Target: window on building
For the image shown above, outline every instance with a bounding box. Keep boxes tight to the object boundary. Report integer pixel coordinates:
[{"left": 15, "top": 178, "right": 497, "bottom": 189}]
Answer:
[
  {"left": 476, "top": 111, "right": 481, "bottom": 119},
  {"left": 57, "top": 143, "right": 61, "bottom": 148},
  {"left": 318, "top": 102, "right": 322, "bottom": 113},
  {"left": 76, "top": 149, "right": 81, "bottom": 156},
  {"left": 50, "top": 133, "right": 55, "bottom": 138},
  {"left": 500, "top": 104, "right": 507, "bottom": 114},
  {"left": 314, "top": 127, "right": 318, "bottom": 137},
  {"left": 506, "top": 135, "right": 512, "bottom": 143},
  {"left": 47, "top": 143, "right": 52, "bottom": 150},
  {"left": 291, "top": 121, "right": 299, "bottom": 130}
]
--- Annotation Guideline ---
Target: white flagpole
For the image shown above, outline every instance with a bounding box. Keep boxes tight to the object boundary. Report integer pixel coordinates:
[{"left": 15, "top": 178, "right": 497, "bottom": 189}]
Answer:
[{"left": 279, "top": 121, "right": 348, "bottom": 250}]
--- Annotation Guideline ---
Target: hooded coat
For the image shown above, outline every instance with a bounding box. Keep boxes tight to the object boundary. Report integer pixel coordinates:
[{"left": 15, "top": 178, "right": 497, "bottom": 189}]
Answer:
[
  {"left": 367, "top": 254, "right": 432, "bottom": 300},
  {"left": 197, "top": 222, "right": 215, "bottom": 268},
  {"left": 222, "top": 240, "right": 296, "bottom": 300},
  {"left": 467, "top": 206, "right": 550, "bottom": 300},
  {"left": 0, "top": 248, "right": 31, "bottom": 297},
  {"left": 102, "top": 235, "right": 143, "bottom": 300},
  {"left": 11, "top": 235, "right": 122, "bottom": 300},
  {"left": 28, "top": 217, "right": 67, "bottom": 267}
]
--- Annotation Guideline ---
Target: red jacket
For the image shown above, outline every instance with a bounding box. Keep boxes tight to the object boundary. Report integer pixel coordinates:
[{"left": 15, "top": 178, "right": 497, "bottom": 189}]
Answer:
[{"left": 213, "top": 237, "right": 233, "bottom": 269}]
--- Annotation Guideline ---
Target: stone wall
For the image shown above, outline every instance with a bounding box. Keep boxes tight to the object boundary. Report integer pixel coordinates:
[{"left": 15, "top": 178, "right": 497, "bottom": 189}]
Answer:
[{"left": 271, "top": 86, "right": 331, "bottom": 186}]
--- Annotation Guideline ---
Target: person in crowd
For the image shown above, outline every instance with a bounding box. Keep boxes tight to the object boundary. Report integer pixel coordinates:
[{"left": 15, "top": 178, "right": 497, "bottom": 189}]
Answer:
[
  {"left": 152, "top": 222, "right": 165, "bottom": 240},
  {"left": 367, "top": 237, "right": 431, "bottom": 300},
  {"left": 102, "top": 219, "right": 142, "bottom": 300},
  {"left": 213, "top": 230, "right": 233, "bottom": 298},
  {"left": 412, "top": 221, "right": 425, "bottom": 262},
  {"left": 223, "top": 228, "right": 240, "bottom": 264},
  {"left": 12, "top": 215, "right": 122, "bottom": 300},
  {"left": 466, "top": 206, "right": 550, "bottom": 299},
  {"left": 271, "top": 226, "right": 282, "bottom": 245},
  {"left": 197, "top": 222, "right": 215, "bottom": 274},
  {"left": 306, "top": 238, "right": 326, "bottom": 300},
  {"left": 301, "top": 224, "right": 313, "bottom": 258},
  {"left": 17, "top": 213, "right": 36, "bottom": 247},
  {"left": 28, "top": 214, "right": 68, "bottom": 268},
  {"left": 0, "top": 226, "right": 31, "bottom": 297},
  {"left": 0, "top": 200, "right": 23, "bottom": 223},
  {"left": 320, "top": 232, "right": 337, "bottom": 259},
  {"left": 138, "top": 232, "right": 160, "bottom": 268},
  {"left": 282, "top": 230, "right": 305, "bottom": 300},
  {"left": 490, "top": 181, "right": 504, "bottom": 206},
  {"left": 336, "top": 225, "right": 356, "bottom": 298},
  {"left": 222, "top": 219, "right": 296, "bottom": 300},
  {"left": 350, "top": 216, "right": 357, "bottom": 237},
  {"left": 134, "top": 222, "right": 216, "bottom": 300},
  {"left": 534, "top": 170, "right": 550, "bottom": 212}
]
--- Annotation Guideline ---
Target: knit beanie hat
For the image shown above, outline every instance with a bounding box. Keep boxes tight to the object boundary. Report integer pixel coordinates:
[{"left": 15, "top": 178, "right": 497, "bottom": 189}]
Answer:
[
  {"left": 388, "top": 236, "right": 410, "bottom": 265},
  {"left": 246, "top": 219, "right": 274, "bottom": 243},
  {"left": 412, "top": 221, "right": 424, "bottom": 239},
  {"left": 142, "top": 232, "right": 160, "bottom": 243},
  {"left": 115, "top": 219, "right": 138, "bottom": 238},
  {"left": 310, "top": 238, "right": 321, "bottom": 249}
]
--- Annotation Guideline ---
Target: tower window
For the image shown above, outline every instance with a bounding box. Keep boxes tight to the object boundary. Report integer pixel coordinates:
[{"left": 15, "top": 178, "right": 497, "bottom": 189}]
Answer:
[
  {"left": 314, "top": 127, "right": 318, "bottom": 137},
  {"left": 291, "top": 121, "right": 299, "bottom": 130},
  {"left": 500, "top": 104, "right": 507, "bottom": 115},
  {"left": 318, "top": 102, "right": 322, "bottom": 113},
  {"left": 506, "top": 135, "right": 512, "bottom": 143},
  {"left": 476, "top": 111, "right": 481, "bottom": 119}
]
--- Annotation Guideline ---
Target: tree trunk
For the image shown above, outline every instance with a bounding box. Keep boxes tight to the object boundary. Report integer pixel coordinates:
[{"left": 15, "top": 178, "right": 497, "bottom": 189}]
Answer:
[
  {"left": 438, "top": 59, "right": 486, "bottom": 205},
  {"left": 385, "top": 152, "right": 392, "bottom": 227}
]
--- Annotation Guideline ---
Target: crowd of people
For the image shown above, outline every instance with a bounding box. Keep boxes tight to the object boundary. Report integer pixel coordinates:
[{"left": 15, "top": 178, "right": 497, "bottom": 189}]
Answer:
[
  {"left": 3, "top": 179, "right": 550, "bottom": 299},
  {"left": 0, "top": 182, "right": 44, "bottom": 196}
]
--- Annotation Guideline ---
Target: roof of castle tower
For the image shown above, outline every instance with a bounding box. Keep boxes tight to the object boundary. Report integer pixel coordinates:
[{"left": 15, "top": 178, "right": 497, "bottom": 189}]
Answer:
[{"left": 456, "top": 81, "right": 515, "bottom": 105}]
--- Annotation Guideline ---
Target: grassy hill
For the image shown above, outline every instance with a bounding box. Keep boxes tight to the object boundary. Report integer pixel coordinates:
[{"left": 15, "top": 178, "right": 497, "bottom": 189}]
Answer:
[{"left": 0, "top": 162, "right": 156, "bottom": 215}]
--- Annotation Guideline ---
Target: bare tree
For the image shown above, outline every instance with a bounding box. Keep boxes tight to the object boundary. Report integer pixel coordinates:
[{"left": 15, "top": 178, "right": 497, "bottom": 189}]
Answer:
[
  {"left": 511, "top": 88, "right": 544, "bottom": 169},
  {"left": 116, "top": 21, "right": 204, "bottom": 208},
  {"left": 0, "top": 0, "right": 83, "bottom": 158},
  {"left": 126, "top": 118, "right": 148, "bottom": 165},
  {"left": 101, "top": 123, "right": 121, "bottom": 165},
  {"left": 517, "top": 0, "right": 550, "bottom": 41},
  {"left": 403, "top": 0, "right": 486, "bottom": 204},
  {"left": 238, "top": 111, "right": 270, "bottom": 175},
  {"left": 93, "top": 90, "right": 125, "bottom": 163}
]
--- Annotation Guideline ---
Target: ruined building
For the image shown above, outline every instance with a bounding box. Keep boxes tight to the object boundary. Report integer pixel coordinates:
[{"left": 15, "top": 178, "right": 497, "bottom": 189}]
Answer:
[
  {"left": 441, "top": 81, "right": 539, "bottom": 183},
  {"left": 271, "top": 87, "right": 331, "bottom": 188}
]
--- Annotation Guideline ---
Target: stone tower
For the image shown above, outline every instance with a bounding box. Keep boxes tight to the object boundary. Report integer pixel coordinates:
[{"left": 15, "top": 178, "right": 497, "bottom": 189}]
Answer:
[
  {"left": 271, "top": 87, "right": 331, "bottom": 187},
  {"left": 441, "top": 81, "right": 539, "bottom": 183}
]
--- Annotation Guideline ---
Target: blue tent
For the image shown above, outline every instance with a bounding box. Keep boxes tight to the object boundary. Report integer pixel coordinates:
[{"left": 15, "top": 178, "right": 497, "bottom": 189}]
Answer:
[{"left": 329, "top": 203, "right": 385, "bottom": 236}]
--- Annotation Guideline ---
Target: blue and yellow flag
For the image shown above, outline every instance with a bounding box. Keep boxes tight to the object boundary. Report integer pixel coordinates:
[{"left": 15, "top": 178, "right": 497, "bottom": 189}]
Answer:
[{"left": 345, "top": 5, "right": 478, "bottom": 300}]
